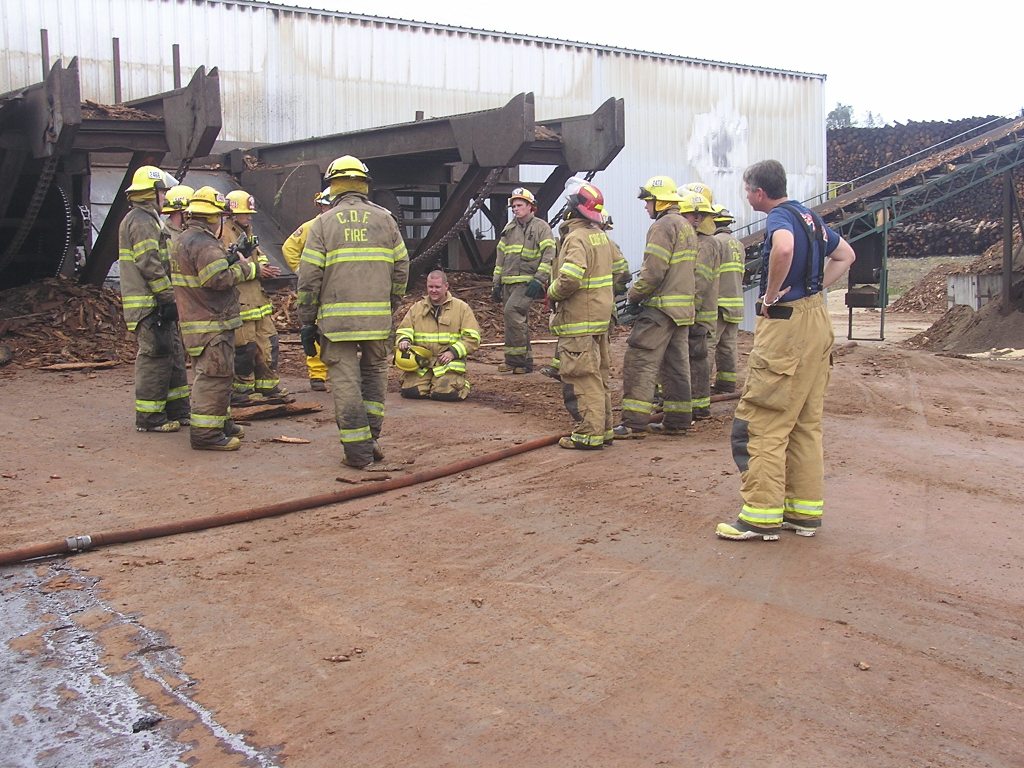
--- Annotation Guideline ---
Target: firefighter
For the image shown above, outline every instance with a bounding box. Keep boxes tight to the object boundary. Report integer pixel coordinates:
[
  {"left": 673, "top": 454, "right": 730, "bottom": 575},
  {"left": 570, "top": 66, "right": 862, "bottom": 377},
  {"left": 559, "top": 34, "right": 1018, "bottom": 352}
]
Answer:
[
  {"left": 540, "top": 212, "right": 630, "bottom": 383},
  {"left": 716, "top": 160, "right": 855, "bottom": 541},
  {"left": 613, "top": 176, "right": 697, "bottom": 438},
  {"left": 171, "top": 186, "right": 258, "bottom": 451},
  {"left": 161, "top": 185, "right": 194, "bottom": 236},
  {"left": 548, "top": 182, "right": 616, "bottom": 449},
  {"left": 395, "top": 270, "right": 481, "bottom": 401},
  {"left": 297, "top": 155, "right": 409, "bottom": 469},
  {"left": 282, "top": 188, "right": 335, "bottom": 391},
  {"left": 118, "top": 165, "right": 190, "bottom": 433},
  {"left": 680, "top": 191, "right": 720, "bottom": 420},
  {"left": 711, "top": 205, "right": 745, "bottom": 393},
  {"left": 222, "top": 190, "right": 289, "bottom": 405},
  {"left": 491, "top": 187, "right": 556, "bottom": 373}
]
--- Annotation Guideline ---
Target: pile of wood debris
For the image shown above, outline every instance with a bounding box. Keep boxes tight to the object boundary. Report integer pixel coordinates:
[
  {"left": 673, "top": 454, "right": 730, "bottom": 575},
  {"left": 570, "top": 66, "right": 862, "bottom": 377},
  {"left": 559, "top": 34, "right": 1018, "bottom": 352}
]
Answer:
[
  {"left": 0, "top": 277, "right": 135, "bottom": 369},
  {"left": 272, "top": 272, "right": 551, "bottom": 344}
]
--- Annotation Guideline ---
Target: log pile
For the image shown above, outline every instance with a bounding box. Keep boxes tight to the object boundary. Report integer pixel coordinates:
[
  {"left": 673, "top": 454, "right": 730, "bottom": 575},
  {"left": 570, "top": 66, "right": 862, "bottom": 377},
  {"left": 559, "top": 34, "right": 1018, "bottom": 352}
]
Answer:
[
  {"left": 0, "top": 277, "right": 135, "bottom": 368},
  {"left": 828, "top": 117, "right": 1024, "bottom": 257}
]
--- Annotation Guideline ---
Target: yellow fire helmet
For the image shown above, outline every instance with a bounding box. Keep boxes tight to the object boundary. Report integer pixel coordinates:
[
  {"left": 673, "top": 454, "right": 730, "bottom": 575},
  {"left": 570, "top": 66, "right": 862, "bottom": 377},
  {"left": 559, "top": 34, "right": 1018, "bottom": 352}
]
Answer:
[
  {"left": 682, "top": 182, "right": 714, "bottom": 204},
  {"left": 226, "top": 190, "right": 257, "bottom": 214},
  {"left": 712, "top": 204, "right": 735, "bottom": 224},
  {"left": 126, "top": 165, "right": 176, "bottom": 193},
  {"left": 325, "top": 155, "right": 371, "bottom": 181},
  {"left": 161, "top": 185, "right": 195, "bottom": 213},
  {"left": 394, "top": 345, "right": 432, "bottom": 371},
  {"left": 508, "top": 187, "right": 536, "bottom": 208},
  {"left": 637, "top": 176, "right": 684, "bottom": 203},
  {"left": 186, "top": 186, "right": 228, "bottom": 216}
]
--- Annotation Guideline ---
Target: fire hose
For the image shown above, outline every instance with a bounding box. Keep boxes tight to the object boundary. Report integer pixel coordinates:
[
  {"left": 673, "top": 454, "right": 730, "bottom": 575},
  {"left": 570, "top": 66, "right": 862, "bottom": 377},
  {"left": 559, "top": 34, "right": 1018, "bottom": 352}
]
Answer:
[
  {"left": 0, "top": 392, "right": 741, "bottom": 568},
  {"left": 0, "top": 433, "right": 566, "bottom": 568}
]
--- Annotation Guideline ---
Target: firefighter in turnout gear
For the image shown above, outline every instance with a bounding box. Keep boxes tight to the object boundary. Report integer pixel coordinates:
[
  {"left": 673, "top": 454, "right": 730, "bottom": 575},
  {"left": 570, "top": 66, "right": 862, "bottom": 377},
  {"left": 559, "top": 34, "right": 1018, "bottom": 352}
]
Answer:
[
  {"left": 680, "top": 191, "right": 720, "bottom": 420},
  {"left": 118, "top": 165, "right": 190, "bottom": 432},
  {"left": 716, "top": 160, "right": 855, "bottom": 541},
  {"left": 492, "top": 187, "right": 556, "bottom": 373},
  {"left": 548, "top": 183, "right": 616, "bottom": 449},
  {"left": 222, "top": 190, "right": 289, "bottom": 405},
  {"left": 171, "top": 186, "right": 259, "bottom": 451},
  {"left": 395, "top": 270, "right": 481, "bottom": 401},
  {"left": 613, "top": 176, "right": 697, "bottom": 439},
  {"left": 297, "top": 155, "right": 409, "bottom": 469},
  {"left": 162, "top": 184, "right": 194, "bottom": 236},
  {"left": 283, "top": 188, "right": 335, "bottom": 391},
  {"left": 711, "top": 205, "right": 744, "bottom": 393}
]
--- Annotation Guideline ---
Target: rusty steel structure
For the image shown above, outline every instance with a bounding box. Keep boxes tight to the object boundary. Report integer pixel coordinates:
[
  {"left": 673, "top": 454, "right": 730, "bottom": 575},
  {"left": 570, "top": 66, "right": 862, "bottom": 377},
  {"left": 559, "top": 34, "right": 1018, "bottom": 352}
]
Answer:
[
  {"left": 222, "top": 92, "right": 625, "bottom": 279},
  {"left": 0, "top": 59, "right": 221, "bottom": 289}
]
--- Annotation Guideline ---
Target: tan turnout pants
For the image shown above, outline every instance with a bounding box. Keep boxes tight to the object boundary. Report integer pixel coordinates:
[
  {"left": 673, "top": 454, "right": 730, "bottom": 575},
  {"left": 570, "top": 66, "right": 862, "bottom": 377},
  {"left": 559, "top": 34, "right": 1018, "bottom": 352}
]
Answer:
[
  {"left": 731, "top": 294, "right": 833, "bottom": 531},
  {"left": 621, "top": 308, "right": 692, "bottom": 431},
  {"left": 133, "top": 313, "right": 190, "bottom": 428},
  {"left": 190, "top": 333, "right": 235, "bottom": 447},
  {"left": 560, "top": 333, "right": 612, "bottom": 446},
  {"left": 321, "top": 338, "right": 389, "bottom": 466}
]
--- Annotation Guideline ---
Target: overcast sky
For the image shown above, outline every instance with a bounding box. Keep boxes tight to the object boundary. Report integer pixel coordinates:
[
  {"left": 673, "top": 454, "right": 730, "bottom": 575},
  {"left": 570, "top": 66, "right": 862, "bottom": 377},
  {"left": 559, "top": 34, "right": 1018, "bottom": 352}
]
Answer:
[{"left": 286, "top": 0, "right": 1020, "bottom": 125}]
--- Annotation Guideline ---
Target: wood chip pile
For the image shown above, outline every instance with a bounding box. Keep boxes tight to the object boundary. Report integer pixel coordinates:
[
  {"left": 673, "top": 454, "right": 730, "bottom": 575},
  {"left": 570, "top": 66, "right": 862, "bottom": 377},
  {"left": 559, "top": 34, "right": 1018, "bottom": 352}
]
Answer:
[
  {"left": 828, "top": 117, "right": 1024, "bottom": 257},
  {"left": 0, "top": 277, "right": 135, "bottom": 368},
  {"left": 272, "top": 272, "right": 551, "bottom": 344}
]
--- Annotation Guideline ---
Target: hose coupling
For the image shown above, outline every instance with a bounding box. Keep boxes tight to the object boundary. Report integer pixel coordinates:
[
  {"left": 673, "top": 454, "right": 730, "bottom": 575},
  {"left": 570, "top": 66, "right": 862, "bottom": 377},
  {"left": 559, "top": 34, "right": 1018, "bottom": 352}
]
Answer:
[{"left": 65, "top": 535, "right": 93, "bottom": 552}]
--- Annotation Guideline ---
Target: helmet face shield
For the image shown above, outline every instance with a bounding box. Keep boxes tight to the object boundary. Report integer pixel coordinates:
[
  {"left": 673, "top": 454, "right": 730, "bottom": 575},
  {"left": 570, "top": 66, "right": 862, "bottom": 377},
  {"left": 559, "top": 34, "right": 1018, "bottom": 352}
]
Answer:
[{"left": 638, "top": 175, "right": 683, "bottom": 203}]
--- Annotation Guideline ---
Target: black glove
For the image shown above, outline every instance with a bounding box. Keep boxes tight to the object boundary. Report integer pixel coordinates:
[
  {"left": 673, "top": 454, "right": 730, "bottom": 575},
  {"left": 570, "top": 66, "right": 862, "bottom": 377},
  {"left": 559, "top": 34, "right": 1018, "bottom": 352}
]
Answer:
[
  {"left": 234, "top": 233, "right": 259, "bottom": 259},
  {"left": 157, "top": 301, "right": 178, "bottom": 324},
  {"left": 491, "top": 284, "right": 502, "bottom": 303},
  {"left": 524, "top": 279, "right": 545, "bottom": 300},
  {"left": 225, "top": 245, "right": 241, "bottom": 266},
  {"left": 300, "top": 324, "right": 320, "bottom": 357}
]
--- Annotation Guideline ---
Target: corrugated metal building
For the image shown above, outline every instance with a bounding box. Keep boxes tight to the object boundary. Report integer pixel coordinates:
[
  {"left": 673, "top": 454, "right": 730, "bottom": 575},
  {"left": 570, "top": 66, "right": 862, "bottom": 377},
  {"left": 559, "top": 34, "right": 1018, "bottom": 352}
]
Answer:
[{"left": 1, "top": 0, "right": 826, "bottom": 267}]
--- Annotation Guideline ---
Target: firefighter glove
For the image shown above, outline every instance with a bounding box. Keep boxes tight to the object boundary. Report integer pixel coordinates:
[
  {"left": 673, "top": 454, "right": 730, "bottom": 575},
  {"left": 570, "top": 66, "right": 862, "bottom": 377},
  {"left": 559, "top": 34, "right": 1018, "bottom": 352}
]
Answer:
[
  {"left": 300, "top": 324, "right": 320, "bottom": 357},
  {"left": 524, "top": 279, "right": 545, "bottom": 300},
  {"left": 157, "top": 301, "right": 179, "bottom": 324},
  {"left": 491, "top": 284, "right": 502, "bottom": 303}
]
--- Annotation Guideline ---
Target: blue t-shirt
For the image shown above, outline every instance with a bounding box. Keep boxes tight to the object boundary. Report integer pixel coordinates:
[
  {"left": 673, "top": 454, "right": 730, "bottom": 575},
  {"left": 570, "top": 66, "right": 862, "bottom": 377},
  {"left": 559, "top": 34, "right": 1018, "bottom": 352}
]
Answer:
[{"left": 759, "top": 201, "right": 840, "bottom": 301}]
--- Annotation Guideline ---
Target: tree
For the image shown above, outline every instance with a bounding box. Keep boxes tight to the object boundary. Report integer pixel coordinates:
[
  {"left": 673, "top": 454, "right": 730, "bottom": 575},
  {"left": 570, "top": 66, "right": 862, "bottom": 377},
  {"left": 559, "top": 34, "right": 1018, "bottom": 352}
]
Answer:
[
  {"left": 862, "top": 110, "right": 885, "bottom": 127},
  {"left": 827, "top": 103, "right": 854, "bottom": 129}
]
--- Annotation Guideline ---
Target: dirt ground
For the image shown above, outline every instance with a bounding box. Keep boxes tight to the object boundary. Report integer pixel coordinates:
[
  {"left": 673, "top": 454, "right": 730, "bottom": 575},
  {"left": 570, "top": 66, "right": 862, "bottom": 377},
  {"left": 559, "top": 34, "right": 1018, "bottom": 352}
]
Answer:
[{"left": 2, "top": 300, "right": 1023, "bottom": 768}]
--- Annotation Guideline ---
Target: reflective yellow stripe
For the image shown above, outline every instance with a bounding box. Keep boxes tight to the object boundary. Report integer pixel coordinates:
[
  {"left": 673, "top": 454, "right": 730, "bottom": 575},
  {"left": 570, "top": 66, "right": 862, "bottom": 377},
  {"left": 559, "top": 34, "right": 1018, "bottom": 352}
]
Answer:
[
  {"left": 172, "top": 273, "right": 202, "bottom": 288},
  {"left": 301, "top": 249, "right": 326, "bottom": 268},
  {"left": 569, "top": 431, "right": 604, "bottom": 446},
  {"left": 363, "top": 400, "right": 385, "bottom": 418},
  {"left": 324, "top": 247, "right": 397, "bottom": 266},
  {"left": 645, "top": 295, "right": 694, "bottom": 308},
  {"left": 191, "top": 413, "right": 226, "bottom": 428},
  {"left": 663, "top": 401, "right": 692, "bottom": 413},
  {"left": 739, "top": 505, "right": 784, "bottom": 527},
  {"left": 168, "top": 386, "right": 190, "bottom": 401},
  {"left": 179, "top": 317, "right": 242, "bottom": 333},
  {"left": 559, "top": 262, "right": 585, "bottom": 280},
  {"left": 323, "top": 330, "right": 391, "bottom": 341},
  {"left": 320, "top": 301, "right": 392, "bottom": 318},
  {"left": 198, "top": 258, "right": 231, "bottom": 285},
  {"left": 339, "top": 426, "right": 372, "bottom": 443},
  {"left": 550, "top": 319, "right": 610, "bottom": 335},
  {"left": 622, "top": 398, "right": 653, "bottom": 414},
  {"left": 135, "top": 399, "right": 166, "bottom": 413},
  {"left": 121, "top": 295, "right": 157, "bottom": 308}
]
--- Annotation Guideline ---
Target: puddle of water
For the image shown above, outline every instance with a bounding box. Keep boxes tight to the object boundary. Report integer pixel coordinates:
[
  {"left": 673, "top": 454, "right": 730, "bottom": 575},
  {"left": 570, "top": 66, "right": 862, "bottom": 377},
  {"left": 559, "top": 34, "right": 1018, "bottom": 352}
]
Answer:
[{"left": 0, "top": 564, "right": 280, "bottom": 768}]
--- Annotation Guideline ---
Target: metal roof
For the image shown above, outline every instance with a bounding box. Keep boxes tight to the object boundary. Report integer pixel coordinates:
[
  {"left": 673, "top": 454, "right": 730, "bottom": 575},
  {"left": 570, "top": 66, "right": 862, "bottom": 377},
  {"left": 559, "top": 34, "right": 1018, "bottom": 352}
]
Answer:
[{"left": 210, "top": 0, "right": 826, "bottom": 81}]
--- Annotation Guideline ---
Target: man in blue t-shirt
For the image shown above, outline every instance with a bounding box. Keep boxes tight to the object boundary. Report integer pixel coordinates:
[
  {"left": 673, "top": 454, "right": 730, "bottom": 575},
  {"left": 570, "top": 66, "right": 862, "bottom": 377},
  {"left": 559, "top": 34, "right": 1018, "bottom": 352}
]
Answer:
[{"left": 716, "top": 160, "right": 856, "bottom": 542}]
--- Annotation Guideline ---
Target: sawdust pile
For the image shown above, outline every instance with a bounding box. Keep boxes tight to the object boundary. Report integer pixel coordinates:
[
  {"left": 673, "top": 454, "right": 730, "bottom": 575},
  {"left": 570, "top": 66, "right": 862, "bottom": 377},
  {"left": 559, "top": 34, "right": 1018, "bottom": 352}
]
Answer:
[
  {"left": 906, "top": 230, "right": 1024, "bottom": 352},
  {"left": 0, "top": 277, "right": 135, "bottom": 369}
]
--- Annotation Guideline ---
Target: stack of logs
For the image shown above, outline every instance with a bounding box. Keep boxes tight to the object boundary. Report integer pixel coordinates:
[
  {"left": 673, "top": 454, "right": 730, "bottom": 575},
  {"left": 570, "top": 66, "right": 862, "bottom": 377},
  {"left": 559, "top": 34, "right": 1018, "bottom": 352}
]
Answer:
[{"left": 828, "top": 117, "right": 1024, "bottom": 257}]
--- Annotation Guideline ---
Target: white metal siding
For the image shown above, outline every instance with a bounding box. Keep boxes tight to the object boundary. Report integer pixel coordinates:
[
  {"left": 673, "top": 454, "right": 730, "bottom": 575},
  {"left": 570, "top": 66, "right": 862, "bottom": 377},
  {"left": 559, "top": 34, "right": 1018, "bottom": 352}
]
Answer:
[{"left": 1, "top": 0, "right": 826, "bottom": 270}]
